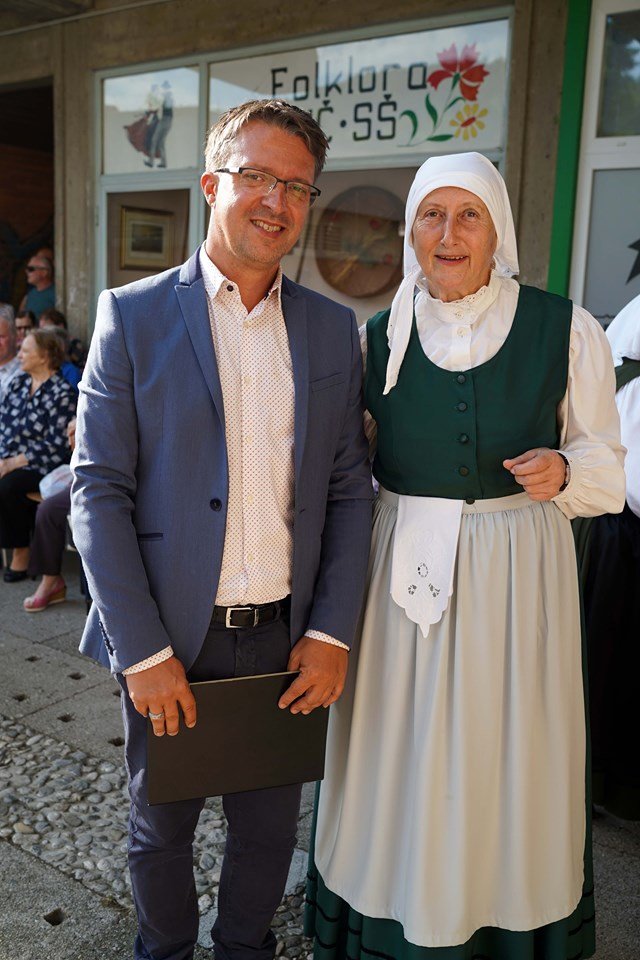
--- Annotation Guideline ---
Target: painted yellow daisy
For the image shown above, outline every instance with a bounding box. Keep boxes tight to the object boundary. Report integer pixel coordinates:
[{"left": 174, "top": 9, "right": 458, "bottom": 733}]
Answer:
[{"left": 450, "top": 103, "right": 489, "bottom": 141}]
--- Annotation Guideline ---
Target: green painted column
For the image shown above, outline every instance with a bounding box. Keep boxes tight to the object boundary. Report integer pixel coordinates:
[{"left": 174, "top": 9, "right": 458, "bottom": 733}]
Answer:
[{"left": 547, "top": 0, "right": 593, "bottom": 296}]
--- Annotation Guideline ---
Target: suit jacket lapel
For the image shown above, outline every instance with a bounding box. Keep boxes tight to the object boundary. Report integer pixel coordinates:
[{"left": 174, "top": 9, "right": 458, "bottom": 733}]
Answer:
[
  {"left": 175, "top": 253, "right": 225, "bottom": 426},
  {"left": 282, "top": 277, "right": 309, "bottom": 485}
]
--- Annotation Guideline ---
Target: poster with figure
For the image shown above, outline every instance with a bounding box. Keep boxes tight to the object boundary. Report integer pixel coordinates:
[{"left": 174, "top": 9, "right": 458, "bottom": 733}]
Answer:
[
  {"left": 103, "top": 67, "right": 199, "bottom": 174},
  {"left": 209, "top": 18, "right": 510, "bottom": 167}
]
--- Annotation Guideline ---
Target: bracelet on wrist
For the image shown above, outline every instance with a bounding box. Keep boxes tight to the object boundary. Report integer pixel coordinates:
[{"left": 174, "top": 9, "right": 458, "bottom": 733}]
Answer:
[{"left": 557, "top": 453, "right": 571, "bottom": 492}]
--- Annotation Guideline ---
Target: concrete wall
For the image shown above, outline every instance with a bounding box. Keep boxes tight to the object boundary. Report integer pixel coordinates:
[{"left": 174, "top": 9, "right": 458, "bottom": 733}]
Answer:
[{"left": 0, "top": 0, "right": 569, "bottom": 336}]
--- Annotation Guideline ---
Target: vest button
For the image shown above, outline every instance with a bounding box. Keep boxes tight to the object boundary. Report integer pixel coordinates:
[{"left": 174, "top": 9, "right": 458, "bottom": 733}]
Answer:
[
  {"left": 210, "top": 498, "right": 222, "bottom": 511},
  {"left": 456, "top": 401, "right": 468, "bottom": 412},
  {"left": 459, "top": 466, "right": 470, "bottom": 477},
  {"left": 456, "top": 374, "right": 466, "bottom": 384},
  {"left": 458, "top": 433, "right": 469, "bottom": 444},
  {"left": 465, "top": 498, "right": 476, "bottom": 505}
]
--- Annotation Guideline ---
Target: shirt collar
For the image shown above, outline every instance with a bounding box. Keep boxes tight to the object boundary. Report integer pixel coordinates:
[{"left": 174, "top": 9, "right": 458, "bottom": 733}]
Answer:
[
  {"left": 414, "top": 270, "right": 503, "bottom": 326},
  {"left": 199, "top": 244, "right": 283, "bottom": 304}
]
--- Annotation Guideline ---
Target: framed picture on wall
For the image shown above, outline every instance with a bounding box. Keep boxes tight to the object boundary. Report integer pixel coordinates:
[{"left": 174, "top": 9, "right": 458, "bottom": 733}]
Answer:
[{"left": 120, "top": 206, "right": 175, "bottom": 270}]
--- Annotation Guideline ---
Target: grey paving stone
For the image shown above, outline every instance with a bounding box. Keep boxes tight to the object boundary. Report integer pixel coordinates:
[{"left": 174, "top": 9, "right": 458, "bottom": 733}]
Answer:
[
  {"left": 0, "top": 629, "right": 31, "bottom": 654},
  {"left": 23, "top": 681, "right": 125, "bottom": 762},
  {"left": 0, "top": 643, "right": 111, "bottom": 720},
  {"left": 0, "top": 589, "right": 87, "bottom": 645},
  {"left": 40, "top": 629, "right": 89, "bottom": 660},
  {"left": 0, "top": 839, "right": 137, "bottom": 960},
  {"left": 296, "top": 809, "right": 313, "bottom": 852},
  {"left": 0, "top": 839, "right": 213, "bottom": 959},
  {"left": 593, "top": 816, "right": 640, "bottom": 959}
]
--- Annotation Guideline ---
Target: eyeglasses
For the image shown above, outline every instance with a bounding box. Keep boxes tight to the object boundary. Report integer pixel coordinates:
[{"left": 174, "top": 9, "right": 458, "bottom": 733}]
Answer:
[{"left": 214, "top": 167, "right": 321, "bottom": 207}]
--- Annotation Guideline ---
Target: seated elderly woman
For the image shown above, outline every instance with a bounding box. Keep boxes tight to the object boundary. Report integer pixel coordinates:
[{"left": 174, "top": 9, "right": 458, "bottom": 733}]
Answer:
[
  {"left": 305, "top": 153, "right": 625, "bottom": 960},
  {"left": 0, "top": 328, "right": 76, "bottom": 582}
]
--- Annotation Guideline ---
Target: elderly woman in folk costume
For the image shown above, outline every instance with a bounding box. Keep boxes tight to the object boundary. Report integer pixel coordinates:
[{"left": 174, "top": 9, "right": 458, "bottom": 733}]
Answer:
[{"left": 305, "top": 153, "right": 626, "bottom": 960}]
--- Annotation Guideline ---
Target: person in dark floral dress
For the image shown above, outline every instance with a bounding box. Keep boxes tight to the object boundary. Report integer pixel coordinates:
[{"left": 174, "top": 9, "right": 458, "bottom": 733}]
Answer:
[{"left": 0, "top": 328, "right": 76, "bottom": 582}]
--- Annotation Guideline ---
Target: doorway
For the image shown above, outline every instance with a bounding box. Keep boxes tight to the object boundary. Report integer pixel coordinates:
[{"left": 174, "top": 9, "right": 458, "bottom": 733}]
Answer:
[{"left": 0, "top": 81, "right": 54, "bottom": 312}]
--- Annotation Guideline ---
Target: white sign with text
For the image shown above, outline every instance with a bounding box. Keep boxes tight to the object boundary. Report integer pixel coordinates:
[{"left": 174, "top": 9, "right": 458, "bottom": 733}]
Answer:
[{"left": 209, "top": 19, "right": 510, "bottom": 165}]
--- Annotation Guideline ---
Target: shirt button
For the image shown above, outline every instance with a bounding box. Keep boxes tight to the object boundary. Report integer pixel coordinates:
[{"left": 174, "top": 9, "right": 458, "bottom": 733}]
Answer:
[
  {"left": 210, "top": 498, "right": 222, "bottom": 511},
  {"left": 226, "top": 284, "right": 234, "bottom": 292},
  {"left": 456, "top": 402, "right": 468, "bottom": 412},
  {"left": 459, "top": 466, "right": 470, "bottom": 477},
  {"left": 246, "top": 494, "right": 254, "bottom": 505},
  {"left": 458, "top": 433, "right": 469, "bottom": 444},
  {"left": 457, "top": 327, "right": 466, "bottom": 337},
  {"left": 247, "top": 554, "right": 254, "bottom": 562},
  {"left": 465, "top": 498, "right": 476, "bottom": 505},
  {"left": 456, "top": 374, "right": 466, "bottom": 384}
]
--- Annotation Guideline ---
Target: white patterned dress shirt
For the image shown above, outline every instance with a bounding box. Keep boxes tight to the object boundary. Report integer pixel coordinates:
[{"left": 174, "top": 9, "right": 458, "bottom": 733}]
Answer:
[
  {"left": 123, "top": 249, "right": 347, "bottom": 675},
  {"left": 0, "top": 356, "right": 20, "bottom": 404}
]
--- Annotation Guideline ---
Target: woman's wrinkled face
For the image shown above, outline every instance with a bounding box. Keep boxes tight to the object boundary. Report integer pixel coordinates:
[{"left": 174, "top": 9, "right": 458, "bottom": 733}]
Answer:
[
  {"left": 411, "top": 186, "right": 497, "bottom": 302},
  {"left": 18, "top": 334, "right": 47, "bottom": 376}
]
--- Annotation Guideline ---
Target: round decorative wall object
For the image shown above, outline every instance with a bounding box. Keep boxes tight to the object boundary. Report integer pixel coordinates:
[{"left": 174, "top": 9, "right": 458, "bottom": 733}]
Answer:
[{"left": 315, "top": 186, "right": 404, "bottom": 298}]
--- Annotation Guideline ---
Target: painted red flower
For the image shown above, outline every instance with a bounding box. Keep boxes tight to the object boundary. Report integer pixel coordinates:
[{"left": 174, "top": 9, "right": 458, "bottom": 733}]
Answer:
[{"left": 428, "top": 43, "right": 489, "bottom": 101}]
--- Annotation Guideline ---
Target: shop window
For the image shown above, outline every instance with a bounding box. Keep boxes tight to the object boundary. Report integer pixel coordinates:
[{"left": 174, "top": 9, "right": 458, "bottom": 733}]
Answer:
[
  {"left": 106, "top": 190, "right": 190, "bottom": 288},
  {"left": 95, "top": 15, "right": 511, "bottom": 314},
  {"left": 102, "top": 66, "right": 200, "bottom": 174},
  {"left": 597, "top": 8, "right": 640, "bottom": 137},
  {"left": 571, "top": 0, "right": 640, "bottom": 323},
  {"left": 209, "top": 20, "right": 510, "bottom": 164},
  {"left": 583, "top": 168, "right": 640, "bottom": 320},
  {"left": 208, "top": 18, "right": 509, "bottom": 320}
]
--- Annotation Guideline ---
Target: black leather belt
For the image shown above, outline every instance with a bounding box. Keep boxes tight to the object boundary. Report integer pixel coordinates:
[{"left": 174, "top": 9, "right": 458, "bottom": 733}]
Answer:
[{"left": 212, "top": 596, "right": 290, "bottom": 629}]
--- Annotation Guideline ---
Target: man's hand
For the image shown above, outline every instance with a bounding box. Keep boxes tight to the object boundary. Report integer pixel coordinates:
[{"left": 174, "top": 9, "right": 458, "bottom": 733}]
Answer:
[
  {"left": 278, "top": 636, "right": 348, "bottom": 715},
  {"left": 125, "top": 656, "right": 197, "bottom": 737},
  {"left": 503, "top": 448, "right": 566, "bottom": 501}
]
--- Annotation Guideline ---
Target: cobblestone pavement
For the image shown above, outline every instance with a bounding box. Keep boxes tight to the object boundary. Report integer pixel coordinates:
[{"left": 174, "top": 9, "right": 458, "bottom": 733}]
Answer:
[
  {"left": 0, "top": 565, "right": 638, "bottom": 959},
  {"left": 0, "top": 718, "right": 311, "bottom": 951}
]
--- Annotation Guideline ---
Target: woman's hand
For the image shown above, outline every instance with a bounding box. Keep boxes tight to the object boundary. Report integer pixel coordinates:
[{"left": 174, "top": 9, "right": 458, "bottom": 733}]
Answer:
[
  {"left": 0, "top": 454, "right": 28, "bottom": 478},
  {"left": 67, "top": 418, "right": 77, "bottom": 451},
  {"left": 503, "top": 448, "right": 566, "bottom": 501}
]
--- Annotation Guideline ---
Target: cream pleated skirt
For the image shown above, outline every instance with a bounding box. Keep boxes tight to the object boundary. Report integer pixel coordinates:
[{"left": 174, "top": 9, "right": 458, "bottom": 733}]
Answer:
[{"left": 315, "top": 489, "right": 586, "bottom": 949}]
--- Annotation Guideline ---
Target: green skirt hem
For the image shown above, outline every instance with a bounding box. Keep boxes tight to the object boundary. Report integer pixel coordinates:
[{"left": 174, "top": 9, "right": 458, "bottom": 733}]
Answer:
[{"left": 304, "top": 868, "right": 595, "bottom": 960}]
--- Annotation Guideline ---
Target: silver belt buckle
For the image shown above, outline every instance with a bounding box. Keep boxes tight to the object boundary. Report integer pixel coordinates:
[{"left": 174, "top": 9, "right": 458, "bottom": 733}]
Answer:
[{"left": 225, "top": 605, "right": 257, "bottom": 628}]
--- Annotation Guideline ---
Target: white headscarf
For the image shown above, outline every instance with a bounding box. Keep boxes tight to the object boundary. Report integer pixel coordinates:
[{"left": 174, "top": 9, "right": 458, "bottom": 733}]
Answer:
[
  {"left": 384, "top": 152, "right": 519, "bottom": 394},
  {"left": 605, "top": 292, "right": 640, "bottom": 365}
]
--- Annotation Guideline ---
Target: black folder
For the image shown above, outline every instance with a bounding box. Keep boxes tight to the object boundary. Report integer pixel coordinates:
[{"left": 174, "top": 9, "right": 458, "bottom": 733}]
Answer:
[{"left": 147, "top": 671, "right": 330, "bottom": 804}]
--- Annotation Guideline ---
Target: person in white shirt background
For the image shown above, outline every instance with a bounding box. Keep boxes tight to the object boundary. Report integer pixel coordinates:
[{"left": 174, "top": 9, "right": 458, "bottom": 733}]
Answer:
[{"left": 579, "top": 292, "right": 640, "bottom": 823}]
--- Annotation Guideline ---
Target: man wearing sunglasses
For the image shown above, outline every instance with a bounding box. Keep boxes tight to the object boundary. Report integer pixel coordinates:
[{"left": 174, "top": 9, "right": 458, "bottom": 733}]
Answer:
[
  {"left": 19, "top": 255, "right": 56, "bottom": 320},
  {"left": 72, "top": 99, "right": 372, "bottom": 960}
]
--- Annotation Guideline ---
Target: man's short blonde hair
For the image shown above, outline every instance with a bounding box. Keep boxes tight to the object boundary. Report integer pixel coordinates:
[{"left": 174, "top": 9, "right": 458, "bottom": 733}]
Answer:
[{"left": 204, "top": 99, "right": 329, "bottom": 181}]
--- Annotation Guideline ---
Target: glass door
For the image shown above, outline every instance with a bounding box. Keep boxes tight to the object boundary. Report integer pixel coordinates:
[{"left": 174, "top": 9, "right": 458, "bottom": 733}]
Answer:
[{"left": 571, "top": 0, "right": 640, "bottom": 325}]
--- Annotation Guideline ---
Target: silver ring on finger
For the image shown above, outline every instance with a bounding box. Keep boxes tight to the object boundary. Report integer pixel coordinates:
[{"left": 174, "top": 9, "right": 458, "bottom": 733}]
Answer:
[{"left": 148, "top": 710, "right": 165, "bottom": 720}]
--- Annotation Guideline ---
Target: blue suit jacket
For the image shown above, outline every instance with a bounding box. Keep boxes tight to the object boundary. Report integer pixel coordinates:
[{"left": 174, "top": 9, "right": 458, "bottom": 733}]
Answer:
[{"left": 71, "top": 249, "right": 373, "bottom": 673}]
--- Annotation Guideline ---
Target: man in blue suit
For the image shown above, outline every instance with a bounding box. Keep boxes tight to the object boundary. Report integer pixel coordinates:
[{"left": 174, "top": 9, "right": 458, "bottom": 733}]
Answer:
[{"left": 71, "top": 99, "right": 372, "bottom": 960}]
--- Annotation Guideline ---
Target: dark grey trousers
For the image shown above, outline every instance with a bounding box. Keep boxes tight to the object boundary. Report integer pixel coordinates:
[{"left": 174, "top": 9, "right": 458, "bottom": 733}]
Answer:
[
  {"left": 120, "top": 611, "right": 302, "bottom": 960},
  {"left": 28, "top": 487, "right": 70, "bottom": 576}
]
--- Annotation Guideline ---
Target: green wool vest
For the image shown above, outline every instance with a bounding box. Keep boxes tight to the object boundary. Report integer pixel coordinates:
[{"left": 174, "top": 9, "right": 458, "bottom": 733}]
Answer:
[{"left": 365, "top": 285, "right": 573, "bottom": 500}]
